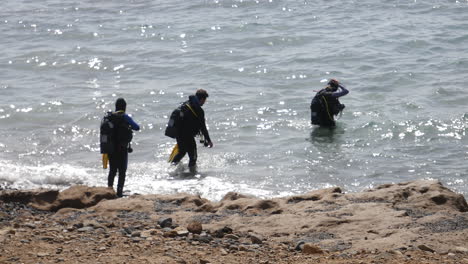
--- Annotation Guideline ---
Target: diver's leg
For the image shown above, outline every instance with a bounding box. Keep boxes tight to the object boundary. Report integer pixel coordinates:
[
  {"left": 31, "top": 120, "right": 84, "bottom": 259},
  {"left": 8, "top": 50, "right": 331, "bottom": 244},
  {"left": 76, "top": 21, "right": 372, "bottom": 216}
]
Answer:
[
  {"left": 171, "top": 137, "right": 188, "bottom": 164},
  {"left": 116, "top": 151, "right": 128, "bottom": 197},
  {"left": 107, "top": 153, "right": 118, "bottom": 188},
  {"left": 187, "top": 137, "right": 198, "bottom": 170}
]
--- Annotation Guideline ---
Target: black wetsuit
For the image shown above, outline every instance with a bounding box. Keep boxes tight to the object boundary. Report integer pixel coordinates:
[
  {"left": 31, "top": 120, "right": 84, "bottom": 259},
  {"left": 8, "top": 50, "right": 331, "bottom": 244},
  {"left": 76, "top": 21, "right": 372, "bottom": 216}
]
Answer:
[
  {"left": 107, "top": 112, "right": 139, "bottom": 197},
  {"left": 310, "top": 86, "right": 349, "bottom": 127},
  {"left": 171, "top": 95, "right": 211, "bottom": 167}
]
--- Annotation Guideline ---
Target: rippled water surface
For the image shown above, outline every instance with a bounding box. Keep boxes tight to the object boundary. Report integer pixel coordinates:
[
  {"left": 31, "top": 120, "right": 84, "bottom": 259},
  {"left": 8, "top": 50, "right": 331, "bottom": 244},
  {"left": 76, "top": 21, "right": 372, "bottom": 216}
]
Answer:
[{"left": 1, "top": 0, "right": 467, "bottom": 200}]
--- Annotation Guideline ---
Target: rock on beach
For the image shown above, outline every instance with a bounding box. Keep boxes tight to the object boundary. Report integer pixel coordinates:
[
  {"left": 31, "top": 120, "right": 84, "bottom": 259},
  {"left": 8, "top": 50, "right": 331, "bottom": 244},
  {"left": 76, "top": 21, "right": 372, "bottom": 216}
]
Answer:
[{"left": 1, "top": 179, "right": 467, "bottom": 264}]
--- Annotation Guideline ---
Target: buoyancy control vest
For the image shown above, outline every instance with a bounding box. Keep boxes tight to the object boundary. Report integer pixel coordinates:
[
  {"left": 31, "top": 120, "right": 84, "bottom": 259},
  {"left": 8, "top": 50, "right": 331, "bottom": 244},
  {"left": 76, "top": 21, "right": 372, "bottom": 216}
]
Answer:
[
  {"left": 165, "top": 100, "right": 204, "bottom": 139},
  {"left": 100, "top": 112, "right": 133, "bottom": 153}
]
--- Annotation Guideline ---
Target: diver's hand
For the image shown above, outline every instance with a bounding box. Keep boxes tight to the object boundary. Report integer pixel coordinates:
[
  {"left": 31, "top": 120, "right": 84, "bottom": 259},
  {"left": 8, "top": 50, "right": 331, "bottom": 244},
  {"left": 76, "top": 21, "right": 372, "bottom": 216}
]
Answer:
[{"left": 206, "top": 141, "right": 213, "bottom": 148}]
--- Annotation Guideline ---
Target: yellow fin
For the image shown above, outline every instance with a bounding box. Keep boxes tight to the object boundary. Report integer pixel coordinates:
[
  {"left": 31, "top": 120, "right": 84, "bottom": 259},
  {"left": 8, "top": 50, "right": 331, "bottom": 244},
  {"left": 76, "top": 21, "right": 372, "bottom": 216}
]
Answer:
[
  {"left": 102, "top": 154, "right": 109, "bottom": 169},
  {"left": 168, "top": 144, "right": 179, "bottom": 163}
]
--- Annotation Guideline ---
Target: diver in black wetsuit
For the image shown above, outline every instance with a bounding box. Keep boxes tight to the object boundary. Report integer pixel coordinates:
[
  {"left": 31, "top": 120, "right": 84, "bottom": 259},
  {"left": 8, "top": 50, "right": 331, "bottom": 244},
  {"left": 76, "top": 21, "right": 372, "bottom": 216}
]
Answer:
[
  {"left": 107, "top": 98, "right": 140, "bottom": 197},
  {"left": 170, "top": 89, "right": 213, "bottom": 172},
  {"left": 310, "top": 79, "right": 349, "bottom": 127}
]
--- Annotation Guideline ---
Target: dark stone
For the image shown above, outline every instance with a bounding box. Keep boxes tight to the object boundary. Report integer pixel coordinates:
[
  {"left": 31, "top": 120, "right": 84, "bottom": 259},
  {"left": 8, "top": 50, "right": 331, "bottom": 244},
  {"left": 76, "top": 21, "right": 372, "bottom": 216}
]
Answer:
[
  {"left": 295, "top": 241, "right": 305, "bottom": 251},
  {"left": 212, "top": 226, "right": 233, "bottom": 238},
  {"left": 73, "top": 223, "right": 84, "bottom": 229},
  {"left": 249, "top": 234, "right": 263, "bottom": 244},
  {"left": 158, "top": 217, "right": 173, "bottom": 228},
  {"left": 431, "top": 195, "right": 447, "bottom": 205},
  {"left": 418, "top": 244, "right": 435, "bottom": 253}
]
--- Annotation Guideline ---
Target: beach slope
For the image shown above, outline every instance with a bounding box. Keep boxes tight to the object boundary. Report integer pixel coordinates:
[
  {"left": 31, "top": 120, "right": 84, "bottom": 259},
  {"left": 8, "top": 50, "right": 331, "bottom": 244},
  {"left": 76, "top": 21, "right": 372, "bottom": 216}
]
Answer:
[{"left": 1, "top": 180, "right": 467, "bottom": 263}]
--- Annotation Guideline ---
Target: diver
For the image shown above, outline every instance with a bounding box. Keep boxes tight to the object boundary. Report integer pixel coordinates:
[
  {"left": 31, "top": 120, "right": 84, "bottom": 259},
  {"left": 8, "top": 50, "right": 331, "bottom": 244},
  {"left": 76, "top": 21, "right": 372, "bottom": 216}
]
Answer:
[
  {"left": 310, "top": 79, "right": 349, "bottom": 127},
  {"left": 106, "top": 98, "right": 140, "bottom": 197},
  {"left": 168, "top": 89, "right": 213, "bottom": 172}
]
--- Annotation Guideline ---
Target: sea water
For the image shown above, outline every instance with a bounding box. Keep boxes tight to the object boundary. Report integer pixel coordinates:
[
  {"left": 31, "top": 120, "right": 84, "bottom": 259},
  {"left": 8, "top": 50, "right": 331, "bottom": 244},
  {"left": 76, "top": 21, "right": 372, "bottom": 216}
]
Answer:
[{"left": 1, "top": 0, "right": 467, "bottom": 200}]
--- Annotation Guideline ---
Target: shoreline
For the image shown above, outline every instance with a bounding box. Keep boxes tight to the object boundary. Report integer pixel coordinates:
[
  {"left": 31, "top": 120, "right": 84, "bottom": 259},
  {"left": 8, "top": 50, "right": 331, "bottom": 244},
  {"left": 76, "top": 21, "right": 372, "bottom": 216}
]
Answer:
[{"left": 1, "top": 179, "right": 468, "bottom": 263}]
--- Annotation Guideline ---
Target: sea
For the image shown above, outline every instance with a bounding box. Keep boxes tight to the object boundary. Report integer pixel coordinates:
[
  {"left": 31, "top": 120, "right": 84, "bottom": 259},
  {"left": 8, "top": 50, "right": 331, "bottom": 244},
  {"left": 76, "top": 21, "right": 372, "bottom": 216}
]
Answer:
[{"left": 1, "top": 0, "right": 467, "bottom": 201}]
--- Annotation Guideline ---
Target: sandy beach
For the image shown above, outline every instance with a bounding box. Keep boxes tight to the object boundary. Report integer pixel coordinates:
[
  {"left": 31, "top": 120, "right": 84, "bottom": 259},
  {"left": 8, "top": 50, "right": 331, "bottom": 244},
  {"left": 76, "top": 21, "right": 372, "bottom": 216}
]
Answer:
[{"left": 1, "top": 179, "right": 467, "bottom": 264}]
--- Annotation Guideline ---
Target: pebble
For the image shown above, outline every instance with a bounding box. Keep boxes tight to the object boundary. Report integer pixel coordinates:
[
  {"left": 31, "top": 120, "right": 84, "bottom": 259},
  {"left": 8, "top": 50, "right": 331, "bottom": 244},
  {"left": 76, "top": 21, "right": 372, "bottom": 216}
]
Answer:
[
  {"left": 24, "top": 223, "right": 36, "bottom": 229},
  {"left": 83, "top": 220, "right": 104, "bottom": 228},
  {"left": 158, "top": 217, "right": 173, "bottom": 228},
  {"left": 193, "top": 234, "right": 213, "bottom": 243},
  {"left": 249, "top": 245, "right": 260, "bottom": 251},
  {"left": 451, "top": 247, "right": 468, "bottom": 254},
  {"left": 73, "top": 223, "right": 84, "bottom": 229},
  {"left": 239, "top": 245, "right": 249, "bottom": 251},
  {"left": 187, "top": 221, "right": 203, "bottom": 234},
  {"left": 131, "top": 231, "right": 141, "bottom": 237},
  {"left": 213, "top": 226, "right": 233, "bottom": 238},
  {"left": 122, "top": 227, "right": 135, "bottom": 235},
  {"left": 177, "top": 230, "right": 189, "bottom": 237},
  {"left": 302, "top": 243, "right": 324, "bottom": 254},
  {"left": 106, "top": 222, "right": 116, "bottom": 228},
  {"left": 295, "top": 241, "right": 305, "bottom": 251},
  {"left": 132, "top": 237, "right": 142, "bottom": 243},
  {"left": 224, "top": 234, "right": 239, "bottom": 240},
  {"left": 418, "top": 244, "right": 435, "bottom": 253},
  {"left": 163, "top": 230, "right": 178, "bottom": 238},
  {"left": 249, "top": 234, "right": 263, "bottom": 244},
  {"left": 387, "top": 249, "right": 403, "bottom": 256},
  {"left": 77, "top": 226, "right": 94, "bottom": 232},
  {"left": 229, "top": 245, "right": 239, "bottom": 251},
  {"left": 140, "top": 230, "right": 154, "bottom": 238}
]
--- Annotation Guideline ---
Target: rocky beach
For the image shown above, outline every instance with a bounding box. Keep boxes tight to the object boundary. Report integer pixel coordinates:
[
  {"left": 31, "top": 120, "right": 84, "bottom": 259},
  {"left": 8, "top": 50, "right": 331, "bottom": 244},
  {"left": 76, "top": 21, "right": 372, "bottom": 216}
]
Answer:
[{"left": 1, "top": 180, "right": 468, "bottom": 264}]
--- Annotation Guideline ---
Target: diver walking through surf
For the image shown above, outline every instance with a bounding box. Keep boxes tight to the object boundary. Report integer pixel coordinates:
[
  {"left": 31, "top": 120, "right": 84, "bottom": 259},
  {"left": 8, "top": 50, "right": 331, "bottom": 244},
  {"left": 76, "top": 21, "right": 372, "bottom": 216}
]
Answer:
[{"left": 165, "top": 89, "right": 213, "bottom": 173}]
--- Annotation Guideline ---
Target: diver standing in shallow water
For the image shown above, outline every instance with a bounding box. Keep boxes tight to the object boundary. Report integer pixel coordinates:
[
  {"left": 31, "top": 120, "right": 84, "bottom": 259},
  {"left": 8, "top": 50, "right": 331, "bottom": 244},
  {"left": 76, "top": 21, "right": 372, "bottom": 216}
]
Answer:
[
  {"left": 310, "top": 79, "right": 349, "bottom": 127},
  {"left": 168, "top": 89, "right": 213, "bottom": 172}
]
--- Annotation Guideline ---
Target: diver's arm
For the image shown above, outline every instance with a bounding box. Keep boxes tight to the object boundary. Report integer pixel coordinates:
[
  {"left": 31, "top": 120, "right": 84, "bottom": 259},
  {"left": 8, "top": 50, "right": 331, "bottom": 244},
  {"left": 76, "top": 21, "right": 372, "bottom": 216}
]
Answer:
[
  {"left": 124, "top": 114, "right": 140, "bottom": 131},
  {"left": 200, "top": 119, "right": 212, "bottom": 144},
  {"left": 198, "top": 110, "right": 212, "bottom": 146},
  {"left": 331, "top": 85, "right": 349, "bottom": 98}
]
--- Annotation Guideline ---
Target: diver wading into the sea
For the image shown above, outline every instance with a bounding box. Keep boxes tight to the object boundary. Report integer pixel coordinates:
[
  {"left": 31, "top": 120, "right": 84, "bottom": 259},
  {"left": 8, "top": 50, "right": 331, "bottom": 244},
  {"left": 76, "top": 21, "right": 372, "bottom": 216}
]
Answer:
[
  {"left": 100, "top": 98, "right": 140, "bottom": 197},
  {"left": 310, "top": 79, "right": 349, "bottom": 127},
  {"left": 165, "top": 89, "right": 213, "bottom": 173}
]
